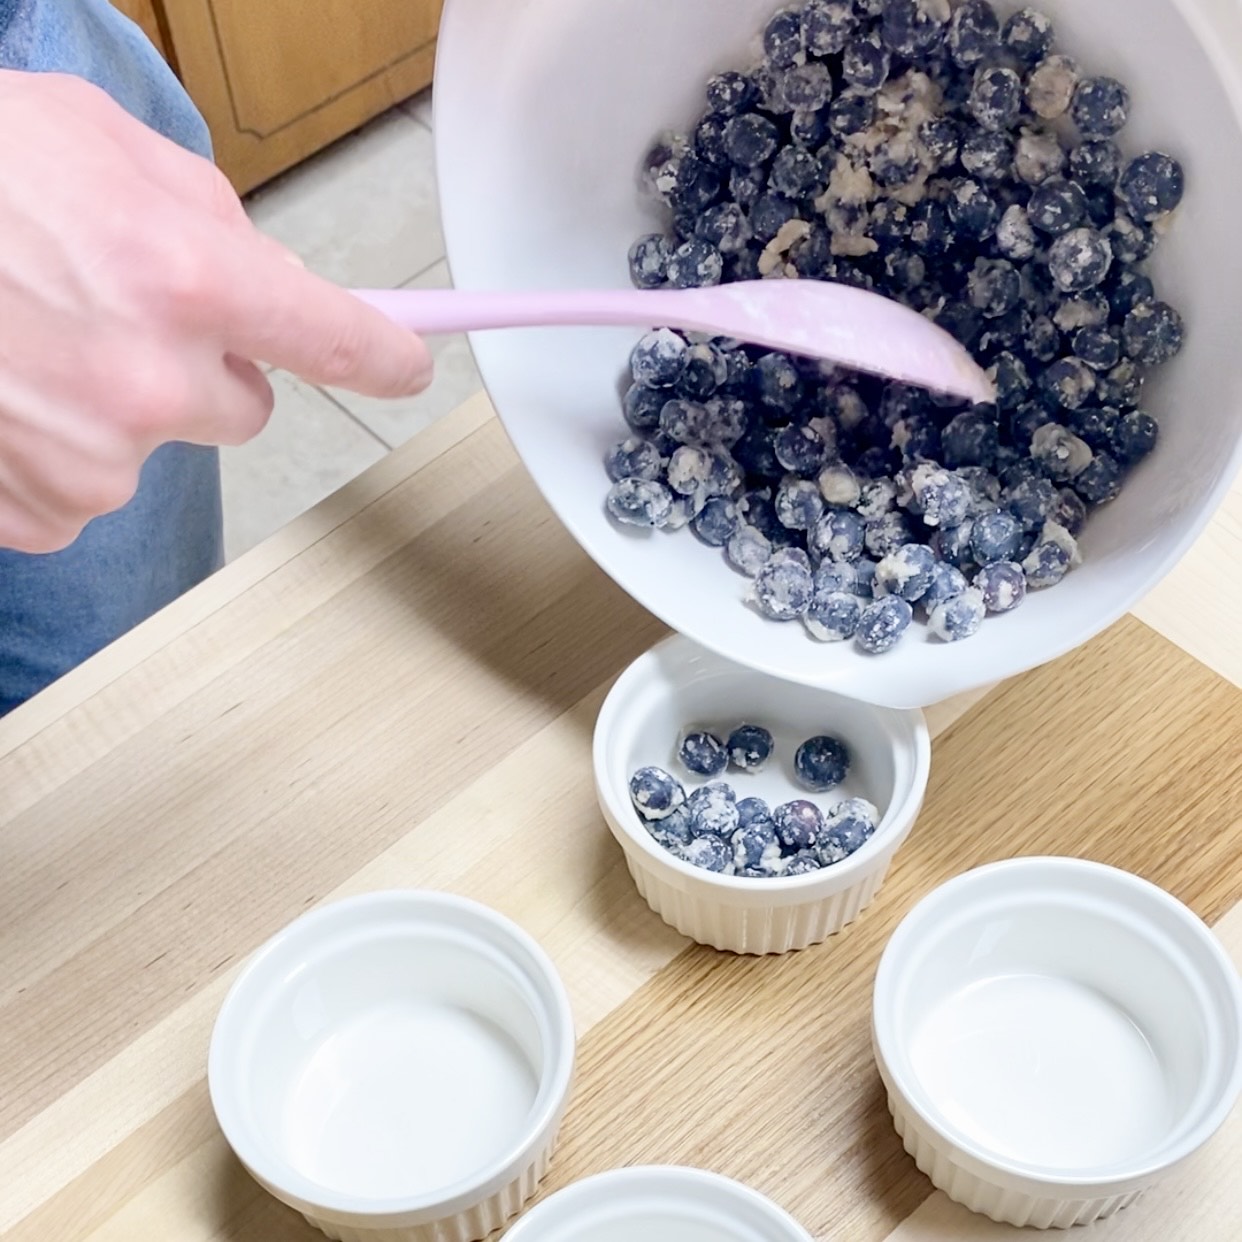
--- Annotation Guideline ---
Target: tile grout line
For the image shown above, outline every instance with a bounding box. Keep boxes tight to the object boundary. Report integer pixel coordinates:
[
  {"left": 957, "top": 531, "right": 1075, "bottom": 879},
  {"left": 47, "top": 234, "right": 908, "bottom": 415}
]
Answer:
[{"left": 315, "top": 389, "right": 399, "bottom": 451}]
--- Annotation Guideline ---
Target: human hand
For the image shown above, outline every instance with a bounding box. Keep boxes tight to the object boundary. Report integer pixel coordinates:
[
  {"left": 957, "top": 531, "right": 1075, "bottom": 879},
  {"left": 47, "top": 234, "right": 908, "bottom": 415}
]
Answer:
[{"left": 0, "top": 69, "right": 433, "bottom": 553}]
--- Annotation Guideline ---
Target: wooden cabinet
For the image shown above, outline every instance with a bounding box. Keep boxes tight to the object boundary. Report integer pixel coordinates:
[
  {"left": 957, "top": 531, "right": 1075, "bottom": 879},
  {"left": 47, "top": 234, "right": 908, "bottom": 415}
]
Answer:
[{"left": 111, "top": 0, "right": 441, "bottom": 194}]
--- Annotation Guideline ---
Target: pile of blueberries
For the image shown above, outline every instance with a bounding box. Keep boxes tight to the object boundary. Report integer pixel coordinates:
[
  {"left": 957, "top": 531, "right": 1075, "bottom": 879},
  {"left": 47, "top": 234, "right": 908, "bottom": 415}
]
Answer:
[
  {"left": 604, "top": 0, "right": 1185, "bottom": 653},
  {"left": 629, "top": 723, "right": 879, "bottom": 877}
]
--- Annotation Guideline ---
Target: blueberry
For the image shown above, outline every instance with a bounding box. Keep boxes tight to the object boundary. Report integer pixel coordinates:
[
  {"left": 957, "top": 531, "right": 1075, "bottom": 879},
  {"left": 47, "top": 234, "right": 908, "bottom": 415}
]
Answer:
[
  {"left": 1123, "top": 301, "right": 1185, "bottom": 367},
  {"left": 730, "top": 165, "right": 769, "bottom": 210},
  {"left": 805, "top": 585, "right": 864, "bottom": 641},
  {"left": 820, "top": 797, "right": 879, "bottom": 862},
  {"left": 1047, "top": 227, "right": 1113, "bottom": 294},
  {"left": 803, "top": 0, "right": 857, "bottom": 53},
  {"left": 828, "top": 89, "right": 877, "bottom": 137},
  {"left": 880, "top": 0, "right": 947, "bottom": 58},
  {"left": 857, "top": 477, "right": 898, "bottom": 520},
  {"left": 727, "top": 725, "right": 774, "bottom": 773},
  {"left": 910, "top": 466, "right": 971, "bottom": 527},
  {"left": 667, "top": 444, "right": 740, "bottom": 498},
  {"left": 875, "top": 135, "right": 927, "bottom": 190},
  {"left": 751, "top": 555, "right": 814, "bottom": 620},
  {"left": 679, "top": 731, "right": 728, "bottom": 778},
  {"left": 1070, "top": 76, "right": 1129, "bottom": 140},
  {"left": 947, "top": 178, "right": 1000, "bottom": 242},
  {"left": 960, "top": 130, "right": 1014, "bottom": 182},
  {"left": 666, "top": 240, "right": 724, "bottom": 288},
  {"left": 970, "top": 66, "right": 1023, "bottom": 131},
  {"left": 1110, "top": 409, "right": 1158, "bottom": 465},
  {"left": 1039, "top": 359, "right": 1096, "bottom": 411},
  {"left": 919, "top": 116, "right": 961, "bottom": 170},
  {"left": 605, "top": 436, "right": 664, "bottom": 483},
  {"left": 706, "top": 70, "right": 758, "bottom": 118},
  {"left": 987, "top": 350, "right": 1031, "bottom": 407},
  {"left": 773, "top": 800, "right": 824, "bottom": 851},
  {"left": 1014, "top": 128, "right": 1066, "bottom": 185},
  {"left": 1022, "top": 538, "right": 1073, "bottom": 587},
  {"left": 645, "top": 803, "right": 694, "bottom": 851},
  {"left": 974, "top": 560, "right": 1027, "bottom": 612},
  {"left": 868, "top": 199, "right": 912, "bottom": 249},
  {"left": 955, "top": 465, "right": 1003, "bottom": 514},
  {"left": 1098, "top": 359, "right": 1145, "bottom": 409},
  {"left": 723, "top": 113, "right": 781, "bottom": 168},
  {"left": 1028, "top": 179, "right": 1087, "bottom": 235},
  {"left": 1027, "top": 54, "right": 1080, "bottom": 120},
  {"left": 670, "top": 153, "right": 725, "bottom": 214},
  {"left": 856, "top": 595, "right": 914, "bottom": 653},
  {"left": 732, "top": 812, "right": 783, "bottom": 873},
  {"left": 817, "top": 462, "right": 863, "bottom": 508},
  {"left": 1117, "top": 152, "right": 1185, "bottom": 221},
  {"left": 628, "top": 234, "right": 670, "bottom": 289},
  {"left": 970, "top": 507, "right": 1024, "bottom": 562},
  {"left": 630, "top": 766, "right": 686, "bottom": 819},
  {"left": 968, "top": 259, "right": 1021, "bottom": 318},
  {"left": 1065, "top": 327, "right": 1118, "bottom": 376},
  {"left": 928, "top": 587, "right": 987, "bottom": 641},
  {"left": 874, "top": 543, "right": 937, "bottom": 602},
  {"left": 630, "top": 329, "right": 687, "bottom": 388},
  {"left": 740, "top": 489, "right": 785, "bottom": 540},
  {"left": 752, "top": 352, "right": 805, "bottom": 413},
  {"left": 775, "top": 477, "right": 826, "bottom": 531},
  {"left": 693, "top": 114, "right": 731, "bottom": 168},
  {"left": 810, "top": 508, "right": 867, "bottom": 562},
  {"left": 764, "top": 7, "right": 805, "bottom": 66},
  {"left": 660, "top": 401, "right": 711, "bottom": 447},
  {"left": 787, "top": 107, "right": 830, "bottom": 150},
  {"left": 1070, "top": 139, "right": 1121, "bottom": 188},
  {"left": 942, "top": 410, "right": 999, "bottom": 468},
  {"left": 922, "top": 561, "right": 970, "bottom": 611},
  {"left": 768, "top": 149, "right": 824, "bottom": 204},
  {"left": 865, "top": 510, "right": 916, "bottom": 558},
  {"left": 696, "top": 202, "right": 754, "bottom": 256},
  {"left": 698, "top": 396, "right": 748, "bottom": 448},
  {"left": 606, "top": 479, "right": 675, "bottom": 528},
  {"left": 842, "top": 34, "right": 891, "bottom": 92},
  {"left": 775, "top": 424, "right": 832, "bottom": 476},
  {"left": 995, "top": 204, "right": 1037, "bottom": 262},
  {"left": 793, "top": 735, "right": 850, "bottom": 792},
  {"left": 1003, "top": 402, "right": 1050, "bottom": 452},
  {"left": 687, "top": 781, "right": 740, "bottom": 839},
  {"left": 1021, "top": 315, "right": 1060, "bottom": 364},
  {"left": 1106, "top": 214, "right": 1155, "bottom": 265},
  {"left": 813, "top": 561, "right": 860, "bottom": 596},
  {"left": 1051, "top": 487, "right": 1087, "bottom": 535},
  {"left": 780, "top": 853, "right": 822, "bottom": 876},
  {"left": 909, "top": 199, "right": 954, "bottom": 255},
  {"left": 677, "top": 343, "right": 730, "bottom": 402},
  {"left": 948, "top": 0, "right": 1000, "bottom": 67},
  {"left": 1003, "top": 474, "right": 1058, "bottom": 530},
  {"left": 1074, "top": 451, "right": 1124, "bottom": 504},
  {"left": 1003, "top": 7, "right": 1053, "bottom": 64},
  {"left": 692, "top": 495, "right": 741, "bottom": 547},
  {"left": 930, "top": 519, "right": 976, "bottom": 569},
  {"left": 681, "top": 836, "right": 734, "bottom": 873},
  {"left": 725, "top": 524, "right": 773, "bottom": 577},
  {"left": 892, "top": 414, "right": 943, "bottom": 462}
]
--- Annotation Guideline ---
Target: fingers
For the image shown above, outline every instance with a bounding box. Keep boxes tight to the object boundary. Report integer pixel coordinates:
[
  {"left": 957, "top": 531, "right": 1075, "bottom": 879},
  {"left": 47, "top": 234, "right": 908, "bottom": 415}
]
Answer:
[
  {"left": 198, "top": 220, "right": 435, "bottom": 398},
  {"left": 177, "top": 353, "right": 275, "bottom": 447}
]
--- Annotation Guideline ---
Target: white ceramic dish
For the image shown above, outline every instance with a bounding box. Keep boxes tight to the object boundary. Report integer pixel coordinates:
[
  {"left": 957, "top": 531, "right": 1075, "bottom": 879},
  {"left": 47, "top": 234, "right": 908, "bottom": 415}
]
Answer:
[
  {"left": 500, "top": 1166, "right": 813, "bottom": 1241},
  {"left": 872, "top": 857, "right": 1242, "bottom": 1229},
  {"left": 594, "top": 633, "right": 930, "bottom": 954},
  {"left": 207, "top": 891, "right": 576, "bottom": 1242},
  {"left": 433, "top": 0, "right": 1242, "bottom": 708}
]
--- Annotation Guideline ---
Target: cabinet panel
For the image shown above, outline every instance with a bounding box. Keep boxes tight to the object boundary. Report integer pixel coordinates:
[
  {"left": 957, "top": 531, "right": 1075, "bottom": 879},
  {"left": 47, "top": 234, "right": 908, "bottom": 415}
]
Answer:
[
  {"left": 110, "top": 0, "right": 172, "bottom": 61},
  {"left": 162, "top": 0, "right": 442, "bottom": 193}
]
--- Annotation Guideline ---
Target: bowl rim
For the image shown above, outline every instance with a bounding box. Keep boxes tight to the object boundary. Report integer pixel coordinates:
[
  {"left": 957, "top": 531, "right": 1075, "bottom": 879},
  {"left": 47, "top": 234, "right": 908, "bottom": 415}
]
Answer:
[
  {"left": 497, "top": 1165, "right": 814, "bottom": 1240},
  {"left": 593, "top": 633, "right": 931, "bottom": 900},
  {"left": 206, "top": 889, "right": 576, "bottom": 1225},
  {"left": 871, "top": 856, "right": 1242, "bottom": 1192}
]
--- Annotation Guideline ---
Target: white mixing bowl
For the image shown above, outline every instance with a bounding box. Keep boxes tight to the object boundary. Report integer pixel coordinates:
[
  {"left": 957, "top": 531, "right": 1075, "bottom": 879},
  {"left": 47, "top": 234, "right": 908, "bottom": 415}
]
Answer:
[{"left": 433, "top": 0, "right": 1242, "bottom": 708}]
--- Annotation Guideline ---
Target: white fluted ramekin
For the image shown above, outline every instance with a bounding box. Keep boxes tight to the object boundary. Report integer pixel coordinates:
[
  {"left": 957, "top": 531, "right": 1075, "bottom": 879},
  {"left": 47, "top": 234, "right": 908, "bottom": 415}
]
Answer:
[
  {"left": 594, "top": 634, "right": 930, "bottom": 954},
  {"left": 500, "top": 1166, "right": 812, "bottom": 1240},
  {"left": 208, "top": 891, "right": 576, "bottom": 1242},
  {"left": 873, "top": 858, "right": 1242, "bottom": 1228}
]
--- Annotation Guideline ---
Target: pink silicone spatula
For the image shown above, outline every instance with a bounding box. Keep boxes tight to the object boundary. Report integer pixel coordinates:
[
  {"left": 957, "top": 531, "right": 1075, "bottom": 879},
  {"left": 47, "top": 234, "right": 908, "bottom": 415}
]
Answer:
[{"left": 351, "top": 281, "right": 995, "bottom": 404}]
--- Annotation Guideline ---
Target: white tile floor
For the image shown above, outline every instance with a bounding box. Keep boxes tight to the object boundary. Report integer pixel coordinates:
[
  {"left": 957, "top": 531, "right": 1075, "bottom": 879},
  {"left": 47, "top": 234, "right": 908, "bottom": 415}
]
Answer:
[{"left": 222, "top": 88, "right": 483, "bottom": 560}]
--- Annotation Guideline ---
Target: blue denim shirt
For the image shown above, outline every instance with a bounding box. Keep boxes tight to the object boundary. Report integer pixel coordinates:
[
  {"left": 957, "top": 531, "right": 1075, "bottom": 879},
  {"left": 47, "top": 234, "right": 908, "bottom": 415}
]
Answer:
[{"left": 0, "top": 0, "right": 211, "bottom": 157}]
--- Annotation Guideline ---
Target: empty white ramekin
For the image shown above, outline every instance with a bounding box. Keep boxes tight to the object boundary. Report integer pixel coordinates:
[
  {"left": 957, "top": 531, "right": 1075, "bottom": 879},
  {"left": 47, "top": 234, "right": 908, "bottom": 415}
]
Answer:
[
  {"left": 208, "top": 891, "right": 576, "bottom": 1242},
  {"left": 594, "top": 633, "right": 930, "bottom": 954},
  {"left": 873, "top": 857, "right": 1242, "bottom": 1229},
  {"left": 499, "top": 1166, "right": 812, "bottom": 1240}
]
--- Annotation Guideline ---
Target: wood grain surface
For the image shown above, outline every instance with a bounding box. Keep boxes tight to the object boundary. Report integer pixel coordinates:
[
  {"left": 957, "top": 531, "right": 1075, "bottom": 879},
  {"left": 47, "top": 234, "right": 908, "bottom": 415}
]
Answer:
[{"left": 1, "top": 395, "right": 1239, "bottom": 1241}]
